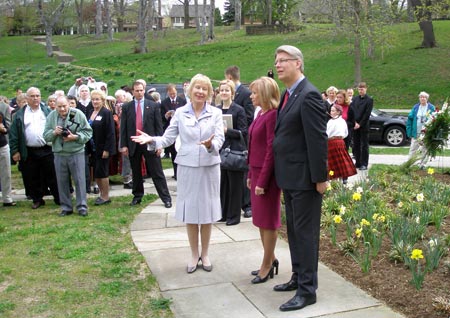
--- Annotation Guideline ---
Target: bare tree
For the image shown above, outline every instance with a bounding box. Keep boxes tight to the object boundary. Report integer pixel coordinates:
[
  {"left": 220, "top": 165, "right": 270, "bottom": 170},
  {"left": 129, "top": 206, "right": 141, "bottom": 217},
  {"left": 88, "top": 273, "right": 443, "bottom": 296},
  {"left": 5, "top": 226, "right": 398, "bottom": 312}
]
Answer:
[
  {"left": 267, "top": 0, "right": 272, "bottom": 24},
  {"left": 194, "top": 0, "right": 200, "bottom": 31},
  {"left": 177, "top": 0, "right": 190, "bottom": 29},
  {"left": 200, "top": 0, "right": 206, "bottom": 43},
  {"left": 208, "top": 0, "right": 215, "bottom": 40},
  {"left": 136, "top": 0, "right": 150, "bottom": 53},
  {"left": 74, "top": 0, "right": 84, "bottom": 34},
  {"left": 37, "top": 0, "right": 66, "bottom": 57},
  {"left": 234, "top": 0, "right": 241, "bottom": 29},
  {"left": 112, "top": 0, "right": 127, "bottom": 32},
  {"left": 104, "top": 0, "right": 113, "bottom": 41},
  {"left": 410, "top": 0, "right": 437, "bottom": 47},
  {"left": 95, "top": 0, "right": 102, "bottom": 38}
]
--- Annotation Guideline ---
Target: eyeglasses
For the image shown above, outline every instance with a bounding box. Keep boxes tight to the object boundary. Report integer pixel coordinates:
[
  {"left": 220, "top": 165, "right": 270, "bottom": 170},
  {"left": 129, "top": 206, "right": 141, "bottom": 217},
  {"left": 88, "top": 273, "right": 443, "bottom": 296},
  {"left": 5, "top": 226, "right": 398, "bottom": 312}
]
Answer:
[{"left": 274, "top": 58, "right": 298, "bottom": 66}]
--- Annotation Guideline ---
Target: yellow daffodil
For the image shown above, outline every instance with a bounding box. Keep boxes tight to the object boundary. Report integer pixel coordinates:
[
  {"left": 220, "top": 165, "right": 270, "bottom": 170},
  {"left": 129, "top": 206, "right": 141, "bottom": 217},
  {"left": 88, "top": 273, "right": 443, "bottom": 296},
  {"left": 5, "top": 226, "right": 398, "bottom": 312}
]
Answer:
[
  {"left": 372, "top": 228, "right": 378, "bottom": 233},
  {"left": 427, "top": 167, "right": 434, "bottom": 175},
  {"left": 326, "top": 183, "right": 332, "bottom": 191},
  {"left": 410, "top": 249, "right": 424, "bottom": 260},
  {"left": 333, "top": 215, "right": 342, "bottom": 224},
  {"left": 339, "top": 205, "right": 346, "bottom": 215},
  {"left": 356, "top": 186, "right": 363, "bottom": 194},
  {"left": 372, "top": 213, "right": 379, "bottom": 220},
  {"left": 360, "top": 218, "right": 370, "bottom": 227},
  {"left": 378, "top": 215, "right": 386, "bottom": 222},
  {"left": 416, "top": 193, "right": 424, "bottom": 202},
  {"left": 355, "top": 228, "right": 362, "bottom": 238},
  {"left": 352, "top": 192, "right": 362, "bottom": 201},
  {"left": 329, "top": 170, "right": 334, "bottom": 177},
  {"left": 397, "top": 201, "right": 403, "bottom": 208}
]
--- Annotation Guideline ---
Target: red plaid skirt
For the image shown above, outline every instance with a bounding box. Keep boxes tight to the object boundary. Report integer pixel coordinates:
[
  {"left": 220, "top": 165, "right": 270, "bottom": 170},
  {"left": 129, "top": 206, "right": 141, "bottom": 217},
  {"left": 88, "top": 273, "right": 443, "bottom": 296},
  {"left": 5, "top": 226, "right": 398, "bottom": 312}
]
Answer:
[{"left": 327, "top": 138, "right": 357, "bottom": 179}]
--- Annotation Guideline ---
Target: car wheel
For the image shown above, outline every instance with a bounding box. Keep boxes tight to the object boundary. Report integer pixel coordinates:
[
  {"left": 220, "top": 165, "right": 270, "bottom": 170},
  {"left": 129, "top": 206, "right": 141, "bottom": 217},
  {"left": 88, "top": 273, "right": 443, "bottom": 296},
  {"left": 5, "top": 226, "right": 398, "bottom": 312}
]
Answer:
[{"left": 384, "top": 125, "right": 406, "bottom": 147}]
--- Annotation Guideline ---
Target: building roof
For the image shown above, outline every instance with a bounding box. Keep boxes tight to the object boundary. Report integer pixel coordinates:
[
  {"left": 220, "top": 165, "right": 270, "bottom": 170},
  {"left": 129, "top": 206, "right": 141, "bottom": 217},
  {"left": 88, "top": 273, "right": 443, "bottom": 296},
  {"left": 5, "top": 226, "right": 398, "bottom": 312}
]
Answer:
[{"left": 169, "top": 4, "right": 212, "bottom": 18}]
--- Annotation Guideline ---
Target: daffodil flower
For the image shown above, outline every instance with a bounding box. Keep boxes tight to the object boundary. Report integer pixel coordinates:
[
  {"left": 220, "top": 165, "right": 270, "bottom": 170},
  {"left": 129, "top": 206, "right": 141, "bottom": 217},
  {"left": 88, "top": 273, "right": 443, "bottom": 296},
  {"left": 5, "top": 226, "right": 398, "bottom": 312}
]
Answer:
[
  {"left": 329, "top": 170, "right": 334, "bottom": 177},
  {"left": 355, "top": 228, "right": 362, "bottom": 238},
  {"left": 356, "top": 186, "right": 363, "bottom": 194},
  {"left": 410, "top": 249, "right": 424, "bottom": 260},
  {"left": 360, "top": 218, "right": 370, "bottom": 227},
  {"left": 397, "top": 201, "right": 403, "bottom": 208},
  {"left": 416, "top": 193, "right": 424, "bottom": 202},
  {"left": 352, "top": 192, "right": 362, "bottom": 201},
  {"left": 427, "top": 168, "right": 434, "bottom": 175},
  {"left": 333, "top": 215, "right": 342, "bottom": 224},
  {"left": 339, "top": 205, "right": 346, "bottom": 215}
]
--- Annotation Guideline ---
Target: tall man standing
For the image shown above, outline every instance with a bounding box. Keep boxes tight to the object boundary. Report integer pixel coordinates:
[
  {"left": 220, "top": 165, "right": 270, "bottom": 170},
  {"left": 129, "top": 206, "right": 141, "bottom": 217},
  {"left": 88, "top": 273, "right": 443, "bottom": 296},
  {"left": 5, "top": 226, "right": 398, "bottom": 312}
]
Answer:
[
  {"left": 9, "top": 87, "right": 60, "bottom": 209},
  {"left": 225, "top": 65, "right": 253, "bottom": 218},
  {"left": 352, "top": 82, "right": 373, "bottom": 170},
  {"left": 120, "top": 81, "right": 172, "bottom": 207},
  {"left": 272, "top": 45, "right": 328, "bottom": 312}
]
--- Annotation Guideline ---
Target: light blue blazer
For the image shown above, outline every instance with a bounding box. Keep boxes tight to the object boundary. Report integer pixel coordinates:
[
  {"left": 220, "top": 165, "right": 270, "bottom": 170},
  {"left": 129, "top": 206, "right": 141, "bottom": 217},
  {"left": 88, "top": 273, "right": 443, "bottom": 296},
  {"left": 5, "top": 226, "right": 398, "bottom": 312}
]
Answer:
[{"left": 151, "top": 103, "right": 225, "bottom": 167}]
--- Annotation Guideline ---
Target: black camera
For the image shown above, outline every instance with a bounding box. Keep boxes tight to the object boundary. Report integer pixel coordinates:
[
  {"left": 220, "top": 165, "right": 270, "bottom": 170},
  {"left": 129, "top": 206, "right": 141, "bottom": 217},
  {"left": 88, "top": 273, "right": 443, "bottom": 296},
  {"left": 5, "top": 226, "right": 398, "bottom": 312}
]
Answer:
[{"left": 61, "top": 127, "right": 71, "bottom": 137}]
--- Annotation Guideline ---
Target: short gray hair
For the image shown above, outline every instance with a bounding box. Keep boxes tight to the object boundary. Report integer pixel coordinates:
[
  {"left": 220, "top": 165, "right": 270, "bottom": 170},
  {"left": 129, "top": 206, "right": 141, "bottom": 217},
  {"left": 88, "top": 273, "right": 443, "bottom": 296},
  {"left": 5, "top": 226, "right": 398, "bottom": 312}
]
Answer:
[
  {"left": 418, "top": 91, "right": 429, "bottom": 99},
  {"left": 275, "top": 45, "right": 304, "bottom": 73}
]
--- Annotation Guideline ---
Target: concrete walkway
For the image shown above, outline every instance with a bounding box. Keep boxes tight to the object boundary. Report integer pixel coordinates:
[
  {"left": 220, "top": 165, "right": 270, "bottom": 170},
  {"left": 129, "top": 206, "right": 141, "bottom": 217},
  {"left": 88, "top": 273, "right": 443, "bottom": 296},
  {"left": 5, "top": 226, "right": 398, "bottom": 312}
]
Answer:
[{"left": 10, "top": 154, "right": 450, "bottom": 317}]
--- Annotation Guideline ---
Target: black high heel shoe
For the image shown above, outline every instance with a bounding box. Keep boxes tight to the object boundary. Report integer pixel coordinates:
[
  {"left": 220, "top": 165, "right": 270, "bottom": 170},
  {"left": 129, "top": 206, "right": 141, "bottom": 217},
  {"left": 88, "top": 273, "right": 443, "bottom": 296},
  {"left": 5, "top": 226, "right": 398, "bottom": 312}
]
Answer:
[
  {"left": 251, "top": 266, "right": 274, "bottom": 284},
  {"left": 251, "top": 259, "right": 279, "bottom": 276}
]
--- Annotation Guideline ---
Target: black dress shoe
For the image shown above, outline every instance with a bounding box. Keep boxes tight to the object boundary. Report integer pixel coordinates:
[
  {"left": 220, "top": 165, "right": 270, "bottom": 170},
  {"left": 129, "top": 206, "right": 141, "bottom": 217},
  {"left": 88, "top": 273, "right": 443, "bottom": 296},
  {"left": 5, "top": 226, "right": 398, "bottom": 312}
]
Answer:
[
  {"left": 78, "top": 210, "right": 88, "bottom": 217},
  {"left": 130, "top": 198, "right": 141, "bottom": 206},
  {"left": 123, "top": 182, "right": 133, "bottom": 189},
  {"left": 226, "top": 220, "right": 240, "bottom": 226},
  {"left": 59, "top": 210, "right": 73, "bottom": 216},
  {"left": 273, "top": 274, "right": 298, "bottom": 291},
  {"left": 243, "top": 209, "right": 252, "bottom": 218},
  {"left": 359, "top": 165, "right": 367, "bottom": 170},
  {"left": 279, "top": 295, "right": 316, "bottom": 312},
  {"left": 32, "top": 200, "right": 45, "bottom": 209},
  {"left": 164, "top": 201, "right": 172, "bottom": 208},
  {"left": 3, "top": 202, "right": 16, "bottom": 207}
]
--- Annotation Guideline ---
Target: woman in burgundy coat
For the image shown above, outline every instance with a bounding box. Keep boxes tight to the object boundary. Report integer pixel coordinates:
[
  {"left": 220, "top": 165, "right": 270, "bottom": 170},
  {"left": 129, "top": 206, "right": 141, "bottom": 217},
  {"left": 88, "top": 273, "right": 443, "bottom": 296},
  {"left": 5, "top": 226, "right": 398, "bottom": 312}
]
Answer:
[{"left": 247, "top": 77, "right": 281, "bottom": 284}]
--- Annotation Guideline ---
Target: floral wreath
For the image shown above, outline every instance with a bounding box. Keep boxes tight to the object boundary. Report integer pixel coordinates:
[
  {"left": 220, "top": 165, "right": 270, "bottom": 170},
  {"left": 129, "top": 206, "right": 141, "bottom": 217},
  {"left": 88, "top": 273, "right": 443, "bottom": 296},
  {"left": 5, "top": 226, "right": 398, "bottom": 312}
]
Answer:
[{"left": 419, "top": 99, "right": 449, "bottom": 159}]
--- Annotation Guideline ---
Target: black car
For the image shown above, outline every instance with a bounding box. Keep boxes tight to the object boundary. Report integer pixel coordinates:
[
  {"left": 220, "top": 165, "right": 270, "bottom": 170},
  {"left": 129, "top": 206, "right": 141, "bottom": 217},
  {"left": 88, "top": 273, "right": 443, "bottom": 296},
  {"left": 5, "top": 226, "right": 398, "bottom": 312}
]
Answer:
[{"left": 369, "top": 108, "right": 408, "bottom": 147}]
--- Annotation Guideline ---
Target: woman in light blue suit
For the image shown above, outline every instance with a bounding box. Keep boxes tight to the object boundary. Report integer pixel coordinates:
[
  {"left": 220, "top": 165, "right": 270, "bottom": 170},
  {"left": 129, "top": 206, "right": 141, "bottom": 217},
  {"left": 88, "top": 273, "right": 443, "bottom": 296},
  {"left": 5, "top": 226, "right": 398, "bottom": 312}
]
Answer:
[{"left": 132, "top": 74, "right": 225, "bottom": 274}]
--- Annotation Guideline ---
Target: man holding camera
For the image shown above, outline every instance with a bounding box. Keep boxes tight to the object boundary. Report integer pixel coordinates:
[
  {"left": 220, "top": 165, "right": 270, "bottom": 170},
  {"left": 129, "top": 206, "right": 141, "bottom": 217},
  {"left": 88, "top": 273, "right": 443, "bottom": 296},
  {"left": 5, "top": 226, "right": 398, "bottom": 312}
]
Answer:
[{"left": 44, "top": 95, "right": 93, "bottom": 217}]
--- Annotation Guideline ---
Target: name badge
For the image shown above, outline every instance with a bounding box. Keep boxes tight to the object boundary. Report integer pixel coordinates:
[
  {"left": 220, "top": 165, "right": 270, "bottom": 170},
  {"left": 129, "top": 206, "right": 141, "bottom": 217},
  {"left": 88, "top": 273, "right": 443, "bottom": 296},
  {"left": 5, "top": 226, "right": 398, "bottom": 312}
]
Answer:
[{"left": 95, "top": 116, "right": 102, "bottom": 121}]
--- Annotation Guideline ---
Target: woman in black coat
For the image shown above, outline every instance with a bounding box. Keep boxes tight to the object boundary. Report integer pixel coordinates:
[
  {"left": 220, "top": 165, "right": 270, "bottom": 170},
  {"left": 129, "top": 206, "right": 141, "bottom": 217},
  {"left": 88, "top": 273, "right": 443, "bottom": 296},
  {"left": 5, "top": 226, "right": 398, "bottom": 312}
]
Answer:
[
  {"left": 218, "top": 80, "right": 248, "bottom": 226},
  {"left": 88, "top": 90, "right": 116, "bottom": 205}
]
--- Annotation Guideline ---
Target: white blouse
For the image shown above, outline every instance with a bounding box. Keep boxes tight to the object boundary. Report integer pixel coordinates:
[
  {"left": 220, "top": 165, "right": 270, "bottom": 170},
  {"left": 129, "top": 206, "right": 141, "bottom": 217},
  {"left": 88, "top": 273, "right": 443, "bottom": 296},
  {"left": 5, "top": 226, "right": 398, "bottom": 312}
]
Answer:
[{"left": 326, "top": 116, "right": 348, "bottom": 138}]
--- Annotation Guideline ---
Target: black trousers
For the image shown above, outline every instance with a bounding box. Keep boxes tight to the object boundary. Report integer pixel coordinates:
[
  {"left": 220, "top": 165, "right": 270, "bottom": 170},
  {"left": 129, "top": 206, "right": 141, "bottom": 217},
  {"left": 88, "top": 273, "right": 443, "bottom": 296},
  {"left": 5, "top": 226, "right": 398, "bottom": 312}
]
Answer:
[
  {"left": 23, "top": 146, "right": 59, "bottom": 204},
  {"left": 220, "top": 169, "right": 244, "bottom": 224},
  {"left": 165, "top": 144, "right": 178, "bottom": 178},
  {"left": 129, "top": 144, "right": 171, "bottom": 203},
  {"left": 283, "top": 189, "right": 322, "bottom": 297},
  {"left": 241, "top": 170, "right": 251, "bottom": 212},
  {"left": 352, "top": 128, "right": 369, "bottom": 167}
]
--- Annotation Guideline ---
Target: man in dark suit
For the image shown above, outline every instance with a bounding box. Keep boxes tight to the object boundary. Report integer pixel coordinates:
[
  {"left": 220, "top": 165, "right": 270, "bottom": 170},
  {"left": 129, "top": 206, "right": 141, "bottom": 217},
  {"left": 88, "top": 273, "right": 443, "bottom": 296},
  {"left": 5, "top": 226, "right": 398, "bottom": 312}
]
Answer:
[
  {"left": 272, "top": 45, "right": 328, "bottom": 312},
  {"left": 160, "top": 84, "right": 186, "bottom": 179},
  {"left": 225, "top": 65, "right": 253, "bottom": 218},
  {"left": 351, "top": 82, "right": 373, "bottom": 170},
  {"left": 120, "top": 81, "right": 172, "bottom": 207}
]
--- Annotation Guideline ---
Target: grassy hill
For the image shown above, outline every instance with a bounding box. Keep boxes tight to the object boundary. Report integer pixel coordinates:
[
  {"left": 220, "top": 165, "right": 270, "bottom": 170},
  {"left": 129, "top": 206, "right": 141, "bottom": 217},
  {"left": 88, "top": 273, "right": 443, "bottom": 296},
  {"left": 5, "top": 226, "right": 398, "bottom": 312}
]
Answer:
[{"left": 0, "top": 21, "right": 449, "bottom": 108}]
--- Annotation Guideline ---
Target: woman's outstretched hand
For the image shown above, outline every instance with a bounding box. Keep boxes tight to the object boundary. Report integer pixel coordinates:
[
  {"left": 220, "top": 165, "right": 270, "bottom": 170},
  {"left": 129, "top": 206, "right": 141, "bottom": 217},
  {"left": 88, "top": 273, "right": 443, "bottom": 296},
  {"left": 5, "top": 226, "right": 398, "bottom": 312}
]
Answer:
[
  {"left": 131, "top": 129, "right": 153, "bottom": 144},
  {"left": 199, "top": 134, "right": 215, "bottom": 149}
]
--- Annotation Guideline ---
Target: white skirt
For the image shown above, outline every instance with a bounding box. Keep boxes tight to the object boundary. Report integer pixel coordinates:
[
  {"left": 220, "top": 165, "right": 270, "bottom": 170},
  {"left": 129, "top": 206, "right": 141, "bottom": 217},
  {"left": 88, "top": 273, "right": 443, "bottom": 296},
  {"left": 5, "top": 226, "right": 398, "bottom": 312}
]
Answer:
[{"left": 175, "top": 164, "right": 222, "bottom": 224}]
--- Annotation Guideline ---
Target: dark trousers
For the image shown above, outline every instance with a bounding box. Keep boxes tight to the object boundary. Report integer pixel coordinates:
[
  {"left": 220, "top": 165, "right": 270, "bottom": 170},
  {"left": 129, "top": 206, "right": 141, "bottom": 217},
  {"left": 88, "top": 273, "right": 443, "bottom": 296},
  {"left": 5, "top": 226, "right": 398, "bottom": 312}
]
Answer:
[
  {"left": 129, "top": 144, "right": 171, "bottom": 203},
  {"left": 220, "top": 169, "right": 244, "bottom": 224},
  {"left": 166, "top": 144, "right": 178, "bottom": 178},
  {"left": 23, "top": 146, "right": 59, "bottom": 204},
  {"left": 284, "top": 189, "right": 322, "bottom": 297},
  {"left": 352, "top": 128, "right": 369, "bottom": 167},
  {"left": 241, "top": 170, "right": 251, "bottom": 212}
]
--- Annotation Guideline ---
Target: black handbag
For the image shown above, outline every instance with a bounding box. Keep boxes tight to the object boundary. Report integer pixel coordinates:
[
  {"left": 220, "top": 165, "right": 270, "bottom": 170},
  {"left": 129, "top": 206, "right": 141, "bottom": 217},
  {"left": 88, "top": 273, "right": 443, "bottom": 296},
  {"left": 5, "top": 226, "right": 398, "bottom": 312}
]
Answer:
[{"left": 220, "top": 132, "right": 248, "bottom": 172}]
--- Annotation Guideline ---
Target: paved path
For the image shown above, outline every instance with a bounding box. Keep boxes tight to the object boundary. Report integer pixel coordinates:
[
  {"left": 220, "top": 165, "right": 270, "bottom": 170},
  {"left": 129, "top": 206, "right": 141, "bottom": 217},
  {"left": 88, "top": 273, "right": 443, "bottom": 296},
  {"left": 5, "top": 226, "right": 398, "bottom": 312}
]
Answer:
[{"left": 10, "top": 154, "right": 450, "bottom": 317}]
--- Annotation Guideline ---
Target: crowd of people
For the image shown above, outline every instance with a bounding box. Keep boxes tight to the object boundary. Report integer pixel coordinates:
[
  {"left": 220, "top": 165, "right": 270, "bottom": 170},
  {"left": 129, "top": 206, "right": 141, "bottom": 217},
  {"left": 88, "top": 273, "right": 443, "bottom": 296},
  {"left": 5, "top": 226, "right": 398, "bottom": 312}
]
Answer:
[{"left": 0, "top": 44, "right": 434, "bottom": 312}]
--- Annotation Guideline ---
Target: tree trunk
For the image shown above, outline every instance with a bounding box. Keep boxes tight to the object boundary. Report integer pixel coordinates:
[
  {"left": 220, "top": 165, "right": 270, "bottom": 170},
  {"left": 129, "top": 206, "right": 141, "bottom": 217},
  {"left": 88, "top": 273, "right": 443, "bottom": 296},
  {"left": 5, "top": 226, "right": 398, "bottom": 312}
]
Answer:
[
  {"left": 354, "top": 32, "right": 362, "bottom": 85},
  {"left": 37, "top": 0, "right": 65, "bottom": 57},
  {"left": 234, "top": 0, "right": 241, "bottom": 30},
  {"left": 104, "top": 0, "right": 113, "bottom": 41},
  {"left": 157, "top": 0, "right": 162, "bottom": 29},
  {"left": 45, "top": 27, "right": 54, "bottom": 57},
  {"left": 267, "top": 0, "right": 272, "bottom": 25},
  {"left": 74, "top": 0, "right": 84, "bottom": 35},
  {"left": 208, "top": 0, "right": 215, "bottom": 40},
  {"left": 184, "top": 1, "right": 190, "bottom": 29},
  {"left": 200, "top": 0, "right": 206, "bottom": 44},
  {"left": 95, "top": 0, "right": 102, "bottom": 38},
  {"left": 136, "top": 0, "right": 148, "bottom": 53},
  {"left": 113, "top": 0, "right": 125, "bottom": 32},
  {"left": 194, "top": 0, "right": 199, "bottom": 31},
  {"left": 410, "top": 0, "right": 437, "bottom": 48}
]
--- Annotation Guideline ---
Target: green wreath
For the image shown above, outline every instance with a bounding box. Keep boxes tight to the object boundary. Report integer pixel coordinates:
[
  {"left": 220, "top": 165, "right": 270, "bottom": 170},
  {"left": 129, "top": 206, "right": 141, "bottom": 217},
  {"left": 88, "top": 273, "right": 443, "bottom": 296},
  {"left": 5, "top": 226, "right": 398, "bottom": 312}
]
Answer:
[{"left": 420, "top": 100, "right": 450, "bottom": 158}]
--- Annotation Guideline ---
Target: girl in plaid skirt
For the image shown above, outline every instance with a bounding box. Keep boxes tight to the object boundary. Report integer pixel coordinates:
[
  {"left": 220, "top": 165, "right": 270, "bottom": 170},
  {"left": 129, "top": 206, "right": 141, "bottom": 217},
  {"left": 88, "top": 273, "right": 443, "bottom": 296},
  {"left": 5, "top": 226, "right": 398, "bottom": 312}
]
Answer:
[{"left": 327, "top": 105, "right": 357, "bottom": 181}]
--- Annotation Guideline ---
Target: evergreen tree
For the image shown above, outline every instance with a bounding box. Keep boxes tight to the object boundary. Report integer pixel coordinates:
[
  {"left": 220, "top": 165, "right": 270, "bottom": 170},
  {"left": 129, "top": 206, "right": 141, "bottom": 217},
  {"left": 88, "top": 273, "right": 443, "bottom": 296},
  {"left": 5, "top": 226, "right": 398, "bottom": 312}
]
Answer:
[{"left": 222, "top": 0, "right": 235, "bottom": 25}]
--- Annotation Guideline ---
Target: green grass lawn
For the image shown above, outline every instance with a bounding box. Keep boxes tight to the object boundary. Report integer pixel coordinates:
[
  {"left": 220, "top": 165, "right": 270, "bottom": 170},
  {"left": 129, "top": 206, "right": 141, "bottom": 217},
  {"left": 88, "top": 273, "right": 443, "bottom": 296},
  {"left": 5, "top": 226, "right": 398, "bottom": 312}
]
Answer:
[
  {"left": 0, "top": 194, "right": 172, "bottom": 318},
  {"left": 1, "top": 22, "right": 449, "bottom": 108}
]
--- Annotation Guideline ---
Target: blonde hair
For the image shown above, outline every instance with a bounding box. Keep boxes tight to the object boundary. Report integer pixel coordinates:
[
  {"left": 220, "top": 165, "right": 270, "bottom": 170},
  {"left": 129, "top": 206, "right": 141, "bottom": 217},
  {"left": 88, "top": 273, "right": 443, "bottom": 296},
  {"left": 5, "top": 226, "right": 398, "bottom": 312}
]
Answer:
[
  {"left": 219, "top": 79, "right": 236, "bottom": 98},
  {"left": 90, "top": 89, "right": 106, "bottom": 106},
  {"left": 187, "top": 74, "right": 214, "bottom": 100},
  {"left": 249, "top": 76, "right": 280, "bottom": 110}
]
